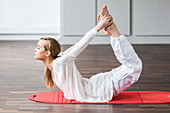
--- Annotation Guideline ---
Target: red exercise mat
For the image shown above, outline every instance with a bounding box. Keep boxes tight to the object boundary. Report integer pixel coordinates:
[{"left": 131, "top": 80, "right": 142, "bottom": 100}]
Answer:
[{"left": 29, "top": 91, "right": 170, "bottom": 104}]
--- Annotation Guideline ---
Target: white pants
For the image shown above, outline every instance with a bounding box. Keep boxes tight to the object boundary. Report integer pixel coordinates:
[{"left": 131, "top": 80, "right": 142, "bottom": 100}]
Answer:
[
  {"left": 87, "top": 35, "right": 143, "bottom": 99},
  {"left": 109, "top": 35, "right": 142, "bottom": 97}
]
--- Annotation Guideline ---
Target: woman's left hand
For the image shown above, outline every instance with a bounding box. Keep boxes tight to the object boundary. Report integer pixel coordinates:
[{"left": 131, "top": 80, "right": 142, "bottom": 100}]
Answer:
[{"left": 95, "top": 15, "right": 113, "bottom": 32}]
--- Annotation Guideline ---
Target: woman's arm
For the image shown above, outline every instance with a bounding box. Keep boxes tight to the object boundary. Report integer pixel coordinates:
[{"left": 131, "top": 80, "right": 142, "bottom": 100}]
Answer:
[
  {"left": 58, "top": 15, "right": 113, "bottom": 63},
  {"left": 58, "top": 43, "right": 77, "bottom": 56},
  {"left": 58, "top": 28, "right": 97, "bottom": 63},
  {"left": 59, "top": 15, "right": 113, "bottom": 57}
]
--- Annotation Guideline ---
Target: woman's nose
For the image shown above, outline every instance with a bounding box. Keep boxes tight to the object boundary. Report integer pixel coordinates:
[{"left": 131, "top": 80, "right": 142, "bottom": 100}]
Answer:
[{"left": 34, "top": 48, "right": 36, "bottom": 52}]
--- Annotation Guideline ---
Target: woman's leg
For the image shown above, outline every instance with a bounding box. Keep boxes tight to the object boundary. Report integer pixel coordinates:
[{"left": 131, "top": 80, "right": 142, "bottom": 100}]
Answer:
[
  {"left": 88, "top": 34, "right": 142, "bottom": 99},
  {"left": 106, "top": 20, "right": 143, "bottom": 96},
  {"left": 110, "top": 35, "right": 142, "bottom": 96}
]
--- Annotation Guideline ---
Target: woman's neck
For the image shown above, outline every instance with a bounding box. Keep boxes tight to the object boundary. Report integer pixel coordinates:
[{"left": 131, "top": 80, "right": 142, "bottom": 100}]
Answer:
[{"left": 43, "top": 58, "right": 53, "bottom": 71}]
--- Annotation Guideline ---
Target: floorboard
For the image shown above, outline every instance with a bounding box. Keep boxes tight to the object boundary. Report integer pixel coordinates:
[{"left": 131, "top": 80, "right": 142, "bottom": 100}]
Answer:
[{"left": 0, "top": 41, "right": 170, "bottom": 113}]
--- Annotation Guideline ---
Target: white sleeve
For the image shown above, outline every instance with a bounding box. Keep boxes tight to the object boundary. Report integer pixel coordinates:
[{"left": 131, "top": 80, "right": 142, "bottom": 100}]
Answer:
[
  {"left": 58, "top": 28, "right": 98, "bottom": 63},
  {"left": 58, "top": 43, "right": 77, "bottom": 56}
]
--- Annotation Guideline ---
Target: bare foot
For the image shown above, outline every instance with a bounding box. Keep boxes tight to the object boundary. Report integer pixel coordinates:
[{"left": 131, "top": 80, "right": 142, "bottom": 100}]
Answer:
[{"left": 97, "top": 5, "right": 111, "bottom": 35}]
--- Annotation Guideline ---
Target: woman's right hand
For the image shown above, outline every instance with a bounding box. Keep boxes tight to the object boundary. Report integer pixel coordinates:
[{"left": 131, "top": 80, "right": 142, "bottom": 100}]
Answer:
[{"left": 95, "top": 15, "right": 113, "bottom": 32}]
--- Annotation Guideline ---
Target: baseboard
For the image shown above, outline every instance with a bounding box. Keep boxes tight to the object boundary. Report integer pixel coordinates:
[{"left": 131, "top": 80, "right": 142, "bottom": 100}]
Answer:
[
  {"left": 58, "top": 35, "right": 170, "bottom": 45},
  {"left": 0, "top": 35, "right": 170, "bottom": 44}
]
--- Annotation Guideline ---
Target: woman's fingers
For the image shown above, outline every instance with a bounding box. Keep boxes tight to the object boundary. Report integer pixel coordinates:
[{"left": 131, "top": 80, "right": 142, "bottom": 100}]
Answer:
[
  {"left": 100, "top": 14, "right": 114, "bottom": 29},
  {"left": 107, "top": 15, "right": 113, "bottom": 21},
  {"left": 104, "top": 27, "right": 107, "bottom": 31},
  {"left": 109, "top": 20, "right": 113, "bottom": 26},
  {"left": 104, "top": 20, "right": 113, "bottom": 31},
  {"left": 105, "top": 17, "right": 113, "bottom": 24},
  {"left": 101, "top": 15, "right": 107, "bottom": 20}
]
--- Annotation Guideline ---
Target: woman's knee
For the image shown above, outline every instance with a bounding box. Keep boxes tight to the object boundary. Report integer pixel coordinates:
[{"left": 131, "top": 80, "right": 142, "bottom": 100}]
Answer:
[{"left": 135, "top": 58, "right": 143, "bottom": 74}]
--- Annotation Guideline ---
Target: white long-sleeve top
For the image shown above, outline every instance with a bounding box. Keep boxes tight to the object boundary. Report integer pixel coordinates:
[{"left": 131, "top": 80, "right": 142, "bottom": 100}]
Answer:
[{"left": 52, "top": 28, "right": 142, "bottom": 102}]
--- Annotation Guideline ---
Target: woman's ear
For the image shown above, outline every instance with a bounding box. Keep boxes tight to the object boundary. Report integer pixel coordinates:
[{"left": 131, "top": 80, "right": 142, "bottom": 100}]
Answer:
[{"left": 46, "top": 51, "right": 51, "bottom": 57}]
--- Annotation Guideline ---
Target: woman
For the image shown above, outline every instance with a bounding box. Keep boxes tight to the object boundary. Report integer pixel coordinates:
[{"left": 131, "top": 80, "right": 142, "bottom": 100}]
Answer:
[{"left": 34, "top": 14, "right": 142, "bottom": 102}]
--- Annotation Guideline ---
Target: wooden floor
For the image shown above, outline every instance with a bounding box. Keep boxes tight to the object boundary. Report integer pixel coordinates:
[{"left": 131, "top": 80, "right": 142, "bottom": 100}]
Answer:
[{"left": 0, "top": 40, "right": 170, "bottom": 113}]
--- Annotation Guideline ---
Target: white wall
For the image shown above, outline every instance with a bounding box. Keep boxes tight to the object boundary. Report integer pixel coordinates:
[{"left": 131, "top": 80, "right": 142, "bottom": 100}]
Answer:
[
  {"left": 0, "top": 0, "right": 60, "bottom": 34},
  {"left": 61, "top": 0, "right": 96, "bottom": 35},
  {"left": 59, "top": 0, "right": 170, "bottom": 44},
  {"left": 1, "top": 0, "right": 170, "bottom": 44},
  {"left": 97, "top": 0, "right": 130, "bottom": 35},
  {"left": 134, "top": 0, "right": 170, "bottom": 35}
]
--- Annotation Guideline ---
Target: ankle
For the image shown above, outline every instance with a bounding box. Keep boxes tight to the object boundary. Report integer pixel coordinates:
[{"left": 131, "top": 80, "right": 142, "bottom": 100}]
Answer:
[{"left": 110, "top": 28, "right": 120, "bottom": 38}]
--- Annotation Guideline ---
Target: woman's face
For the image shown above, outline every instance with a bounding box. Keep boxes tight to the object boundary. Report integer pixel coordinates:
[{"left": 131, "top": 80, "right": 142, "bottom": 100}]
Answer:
[{"left": 34, "top": 40, "right": 49, "bottom": 61}]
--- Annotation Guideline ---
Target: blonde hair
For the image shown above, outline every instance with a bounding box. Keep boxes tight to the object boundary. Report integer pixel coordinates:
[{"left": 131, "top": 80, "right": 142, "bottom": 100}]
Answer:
[{"left": 40, "top": 37, "right": 61, "bottom": 89}]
